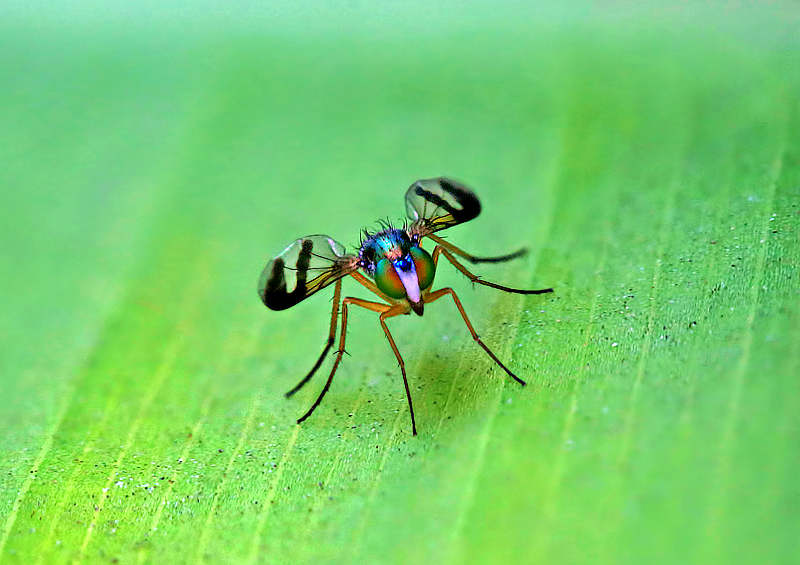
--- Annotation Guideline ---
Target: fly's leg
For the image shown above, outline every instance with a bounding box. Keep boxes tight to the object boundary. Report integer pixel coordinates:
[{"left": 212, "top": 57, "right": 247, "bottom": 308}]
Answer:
[
  {"left": 423, "top": 287, "right": 526, "bottom": 385},
  {"left": 428, "top": 233, "right": 528, "bottom": 264},
  {"left": 296, "top": 297, "right": 390, "bottom": 425},
  {"left": 431, "top": 244, "right": 553, "bottom": 295},
  {"left": 379, "top": 304, "right": 418, "bottom": 435},
  {"left": 286, "top": 279, "right": 342, "bottom": 397},
  {"left": 288, "top": 272, "right": 394, "bottom": 398}
]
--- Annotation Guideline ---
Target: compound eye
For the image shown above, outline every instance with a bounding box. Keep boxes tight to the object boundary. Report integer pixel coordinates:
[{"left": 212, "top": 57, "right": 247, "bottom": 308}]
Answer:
[
  {"left": 375, "top": 259, "right": 406, "bottom": 299},
  {"left": 411, "top": 246, "right": 435, "bottom": 291}
]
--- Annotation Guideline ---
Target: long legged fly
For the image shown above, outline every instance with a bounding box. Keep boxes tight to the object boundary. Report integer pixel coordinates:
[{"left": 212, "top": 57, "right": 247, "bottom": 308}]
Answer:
[{"left": 258, "top": 178, "right": 553, "bottom": 435}]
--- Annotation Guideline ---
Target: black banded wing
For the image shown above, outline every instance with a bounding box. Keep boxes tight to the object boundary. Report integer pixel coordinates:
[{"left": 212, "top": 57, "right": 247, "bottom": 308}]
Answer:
[
  {"left": 259, "top": 235, "right": 358, "bottom": 311},
  {"left": 404, "top": 177, "right": 482, "bottom": 234}
]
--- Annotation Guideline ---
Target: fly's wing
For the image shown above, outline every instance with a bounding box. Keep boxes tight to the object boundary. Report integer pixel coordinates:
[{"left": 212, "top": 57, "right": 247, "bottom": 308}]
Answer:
[
  {"left": 404, "top": 177, "right": 482, "bottom": 234},
  {"left": 258, "top": 235, "right": 358, "bottom": 311}
]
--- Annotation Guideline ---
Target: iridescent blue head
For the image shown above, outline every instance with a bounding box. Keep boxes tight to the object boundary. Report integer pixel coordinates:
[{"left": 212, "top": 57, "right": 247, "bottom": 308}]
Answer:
[{"left": 359, "top": 226, "right": 435, "bottom": 316}]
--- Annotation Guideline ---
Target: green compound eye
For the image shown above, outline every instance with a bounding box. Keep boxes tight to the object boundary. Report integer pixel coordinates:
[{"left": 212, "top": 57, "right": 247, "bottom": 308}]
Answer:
[
  {"left": 411, "top": 246, "right": 435, "bottom": 290},
  {"left": 375, "top": 259, "right": 406, "bottom": 299}
]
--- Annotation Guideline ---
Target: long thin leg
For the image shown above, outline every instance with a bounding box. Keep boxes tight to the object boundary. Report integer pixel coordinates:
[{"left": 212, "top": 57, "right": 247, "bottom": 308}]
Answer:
[
  {"left": 424, "top": 287, "right": 526, "bottom": 385},
  {"left": 350, "top": 270, "right": 395, "bottom": 303},
  {"left": 378, "top": 304, "right": 418, "bottom": 435},
  {"left": 431, "top": 245, "right": 554, "bottom": 295},
  {"left": 296, "top": 297, "right": 391, "bottom": 425},
  {"left": 428, "top": 233, "right": 528, "bottom": 263},
  {"left": 285, "top": 279, "right": 342, "bottom": 397}
]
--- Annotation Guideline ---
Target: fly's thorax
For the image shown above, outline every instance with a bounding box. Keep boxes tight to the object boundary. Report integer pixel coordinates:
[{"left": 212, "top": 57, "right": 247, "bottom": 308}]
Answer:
[{"left": 358, "top": 228, "right": 412, "bottom": 276}]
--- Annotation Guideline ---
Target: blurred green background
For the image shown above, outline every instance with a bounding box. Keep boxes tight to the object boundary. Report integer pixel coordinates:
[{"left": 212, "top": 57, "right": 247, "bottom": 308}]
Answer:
[{"left": 1, "top": 2, "right": 799, "bottom": 564}]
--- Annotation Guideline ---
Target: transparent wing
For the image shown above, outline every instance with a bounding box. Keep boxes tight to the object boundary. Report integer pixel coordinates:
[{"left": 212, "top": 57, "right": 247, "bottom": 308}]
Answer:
[
  {"left": 258, "top": 235, "right": 358, "bottom": 311},
  {"left": 405, "top": 177, "right": 482, "bottom": 234}
]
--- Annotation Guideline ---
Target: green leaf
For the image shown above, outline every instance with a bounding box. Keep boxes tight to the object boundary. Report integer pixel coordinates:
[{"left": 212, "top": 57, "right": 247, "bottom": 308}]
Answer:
[{"left": 1, "top": 7, "right": 798, "bottom": 565}]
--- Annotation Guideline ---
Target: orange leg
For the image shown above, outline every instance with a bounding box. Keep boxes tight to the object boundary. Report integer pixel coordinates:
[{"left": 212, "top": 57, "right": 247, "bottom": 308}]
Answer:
[
  {"left": 286, "top": 272, "right": 395, "bottom": 398},
  {"left": 350, "top": 270, "right": 395, "bottom": 302},
  {"left": 286, "top": 279, "right": 342, "bottom": 397},
  {"left": 424, "top": 287, "right": 526, "bottom": 386},
  {"left": 297, "top": 296, "right": 391, "bottom": 426},
  {"left": 379, "top": 304, "right": 418, "bottom": 435},
  {"left": 428, "top": 233, "right": 528, "bottom": 264},
  {"left": 431, "top": 245, "right": 553, "bottom": 295}
]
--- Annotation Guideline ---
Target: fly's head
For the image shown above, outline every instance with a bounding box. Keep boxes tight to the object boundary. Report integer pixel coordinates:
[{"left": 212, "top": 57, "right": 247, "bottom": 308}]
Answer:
[{"left": 359, "top": 227, "right": 435, "bottom": 315}]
